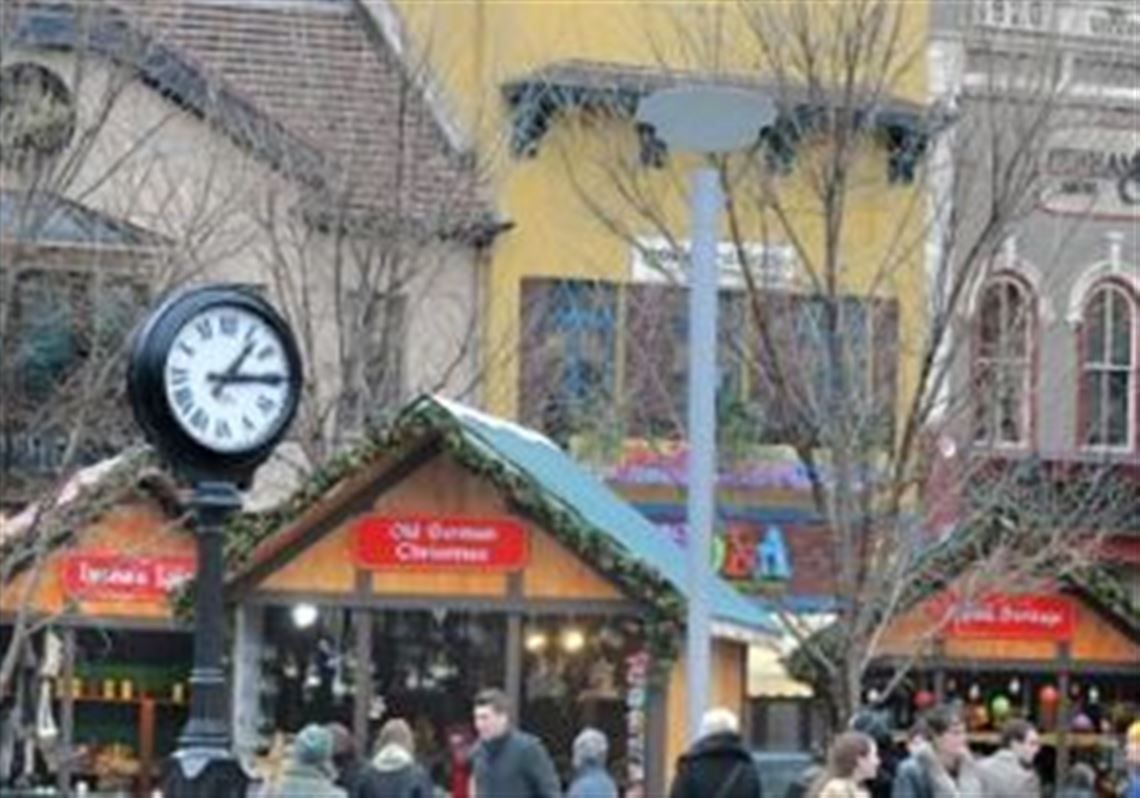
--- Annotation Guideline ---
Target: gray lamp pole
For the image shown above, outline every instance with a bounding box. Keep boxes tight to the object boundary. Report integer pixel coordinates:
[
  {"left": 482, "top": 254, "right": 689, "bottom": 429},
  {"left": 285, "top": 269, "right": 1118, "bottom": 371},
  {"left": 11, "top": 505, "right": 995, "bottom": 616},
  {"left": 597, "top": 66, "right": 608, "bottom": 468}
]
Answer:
[{"left": 637, "top": 86, "right": 775, "bottom": 743}]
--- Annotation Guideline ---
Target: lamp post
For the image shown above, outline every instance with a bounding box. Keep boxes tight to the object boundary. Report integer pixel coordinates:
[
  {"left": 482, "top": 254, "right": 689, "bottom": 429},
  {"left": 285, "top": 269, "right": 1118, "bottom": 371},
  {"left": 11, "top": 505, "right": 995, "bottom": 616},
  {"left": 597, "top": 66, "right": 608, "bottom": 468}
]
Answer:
[{"left": 637, "top": 86, "right": 775, "bottom": 743}]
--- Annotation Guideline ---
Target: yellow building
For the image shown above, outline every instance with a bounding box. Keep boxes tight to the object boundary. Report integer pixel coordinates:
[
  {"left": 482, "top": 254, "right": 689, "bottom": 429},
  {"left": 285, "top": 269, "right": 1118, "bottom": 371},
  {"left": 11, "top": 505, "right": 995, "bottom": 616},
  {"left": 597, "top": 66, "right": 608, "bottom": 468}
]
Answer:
[{"left": 381, "top": 0, "right": 936, "bottom": 775}]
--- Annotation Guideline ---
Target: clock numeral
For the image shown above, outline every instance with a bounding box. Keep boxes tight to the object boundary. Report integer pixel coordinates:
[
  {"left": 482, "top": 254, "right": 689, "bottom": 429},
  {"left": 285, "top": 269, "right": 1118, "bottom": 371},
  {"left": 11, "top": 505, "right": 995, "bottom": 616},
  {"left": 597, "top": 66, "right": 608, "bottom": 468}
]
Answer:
[
  {"left": 257, "top": 345, "right": 275, "bottom": 361},
  {"left": 170, "top": 368, "right": 189, "bottom": 387},
  {"left": 220, "top": 315, "right": 239, "bottom": 336},
  {"left": 195, "top": 319, "right": 213, "bottom": 340},
  {"left": 215, "top": 419, "right": 232, "bottom": 439},
  {"left": 242, "top": 415, "right": 256, "bottom": 431},
  {"left": 173, "top": 387, "right": 194, "bottom": 413},
  {"left": 256, "top": 395, "right": 276, "bottom": 416},
  {"left": 178, "top": 342, "right": 196, "bottom": 357},
  {"left": 191, "top": 408, "right": 209, "bottom": 431}
]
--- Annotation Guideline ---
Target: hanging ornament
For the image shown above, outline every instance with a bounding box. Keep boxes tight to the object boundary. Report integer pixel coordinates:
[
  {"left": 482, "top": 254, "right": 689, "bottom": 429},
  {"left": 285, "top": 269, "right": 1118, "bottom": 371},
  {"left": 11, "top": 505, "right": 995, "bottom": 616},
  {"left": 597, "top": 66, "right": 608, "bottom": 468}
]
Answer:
[
  {"left": 1070, "top": 682, "right": 1081, "bottom": 698},
  {"left": 1009, "top": 678, "right": 1021, "bottom": 696},
  {"left": 946, "top": 678, "right": 958, "bottom": 695},
  {"left": 1038, "top": 685, "right": 1060, "bottom": 730},
  {"left": 914, "top": 690, "right": 937, "bottom": 710},
  {"left": 866, "top": 688, "right": 882, "bottom": 704},
  {"left": 304, "top": 660, "right": 321, "bottom": 691},
  {"left": 1088, "top": 686, "right": 1100, "bottom": 705},
  {"left": 990, "top": 695, "right": 1012, "bottom": 721},
  {"left": 1071, "top": 713, "right": 1094, "bottom": 733},
  {"left": 968, "top": 683, "right": 981, "bottom": 702}
]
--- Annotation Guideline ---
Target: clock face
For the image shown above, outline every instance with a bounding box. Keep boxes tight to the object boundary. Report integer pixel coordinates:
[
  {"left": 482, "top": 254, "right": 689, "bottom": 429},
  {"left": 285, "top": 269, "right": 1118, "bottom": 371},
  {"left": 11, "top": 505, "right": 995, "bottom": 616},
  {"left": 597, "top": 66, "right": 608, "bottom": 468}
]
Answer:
[{"left": 162, "top": 303, "right": 295, "bottom": 453}]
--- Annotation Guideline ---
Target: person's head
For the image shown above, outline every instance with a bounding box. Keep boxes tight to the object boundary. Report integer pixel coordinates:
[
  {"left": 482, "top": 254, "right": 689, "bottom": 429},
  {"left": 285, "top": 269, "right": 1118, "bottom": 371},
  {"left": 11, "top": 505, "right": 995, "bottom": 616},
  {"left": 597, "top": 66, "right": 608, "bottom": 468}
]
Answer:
[
  {"left": 698, "top": 707, "right": 740, "bottom": 740},
  {"left": 906, "top": 718, "right": 931, "bottom": 756},
  {"left": 572, "top": 727, "right": 609, "bottom": 771},
  {"left": 827, "top": 731, "right": 880, "bottom": 784},
  {"left": 1127, "top": 721, "right": 1140, "bottom": 767},
  {"left": 1062, "top": 763, "right": 1095, "bottom": 791},
  {"left": 850, "top": 709, "right": 892, "bottom": 752},
  {"left": 924, "top": 706, "right": 967, "bottom": 764},
  {"left": 326, "top": 723, "right": 357, "bottom": 770},
  {"left": 999, "top": 719, "right": 1040, "bottom": 765},
  {"left": 473, "top": 688, "right": 512, "bottom": 741},
  {"left": 292, "top": 724, "right": 335, "bottom": 772},
  {"left": 375, "top": 718, "right": 416, "bottom": 756}
]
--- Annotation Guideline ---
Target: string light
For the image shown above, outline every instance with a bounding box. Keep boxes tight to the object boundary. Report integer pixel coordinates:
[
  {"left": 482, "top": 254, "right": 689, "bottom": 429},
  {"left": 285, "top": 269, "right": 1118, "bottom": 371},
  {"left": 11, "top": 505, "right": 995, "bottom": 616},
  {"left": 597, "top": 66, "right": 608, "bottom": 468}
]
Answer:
[
  {"left": 560, "top": 627, "right": 586, "bottom": 654},
  {"left": 291, "top": 603, "right": 319, "bottom": 629}
]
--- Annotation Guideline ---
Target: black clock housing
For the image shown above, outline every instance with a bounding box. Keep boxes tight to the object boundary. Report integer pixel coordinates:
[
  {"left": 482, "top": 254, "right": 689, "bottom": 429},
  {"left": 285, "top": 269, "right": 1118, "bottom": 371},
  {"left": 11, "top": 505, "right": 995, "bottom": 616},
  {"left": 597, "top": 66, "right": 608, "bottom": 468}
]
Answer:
[{"left": 128, "top": 284, "right": 302, "bottom": 485}]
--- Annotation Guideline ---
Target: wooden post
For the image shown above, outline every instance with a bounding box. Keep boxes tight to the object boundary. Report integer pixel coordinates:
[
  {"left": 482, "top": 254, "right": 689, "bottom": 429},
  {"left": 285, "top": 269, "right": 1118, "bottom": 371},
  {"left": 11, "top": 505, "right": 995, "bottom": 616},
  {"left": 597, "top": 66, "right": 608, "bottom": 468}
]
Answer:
[
  {"left": 353, "top": 608, "right": 373, "bottom": 747},
  {"left": 505, "top": 614, "right": 522, "bottom": 723},
  {"left": 505, "top": 574, "right": 523, "bottom": 722},
  {"left": 140, "top": 697, "right": 157, "bottom": 795},
  {"left": 645, "top": 662, "right": 670, "bottom": 798},
  {"left": 57, "top": 626, "right": 75, "bottom": 795},
  {"left": 1056, "top": 643, "right": 1071, "bottom": 783},
  {"left": 933, "top": 641, "right": 947, "bottom": 703}
]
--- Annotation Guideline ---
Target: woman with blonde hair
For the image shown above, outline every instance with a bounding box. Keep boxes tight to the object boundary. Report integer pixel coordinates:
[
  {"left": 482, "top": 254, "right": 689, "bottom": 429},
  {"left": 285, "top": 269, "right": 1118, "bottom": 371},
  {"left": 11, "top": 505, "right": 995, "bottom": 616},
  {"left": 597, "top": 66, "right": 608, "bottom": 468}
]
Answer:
[
  {"left": 812, "top": 731, "right": 881, "bottom": 798},
  {"left": 372, "top": 718, "right": 434, "bottom": 798}
]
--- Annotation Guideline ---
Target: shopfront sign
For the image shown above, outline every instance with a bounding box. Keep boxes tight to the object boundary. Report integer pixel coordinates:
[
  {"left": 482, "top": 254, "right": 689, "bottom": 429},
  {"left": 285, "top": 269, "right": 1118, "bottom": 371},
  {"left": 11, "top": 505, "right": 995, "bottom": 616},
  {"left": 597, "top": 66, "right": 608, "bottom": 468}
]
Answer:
[
  {"left": 1041, "top": 126, "right": 1140, "bottom": 220},
  {"left": 933, "top": 593, "right": 1075, "bottom": 641},
  {"left": 60, "top": 554, "right": 196, "bottom": 601},
  {"left": 353, "top": 515, "right": 528, "bottom": 570}
]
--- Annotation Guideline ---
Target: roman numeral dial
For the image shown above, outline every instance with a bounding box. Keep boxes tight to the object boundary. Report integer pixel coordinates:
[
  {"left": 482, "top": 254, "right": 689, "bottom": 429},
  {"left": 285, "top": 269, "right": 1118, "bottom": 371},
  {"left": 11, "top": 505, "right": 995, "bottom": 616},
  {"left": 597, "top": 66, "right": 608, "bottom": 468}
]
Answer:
[{"left": 162, "top": 304, "right": 294, "bottom": 453}]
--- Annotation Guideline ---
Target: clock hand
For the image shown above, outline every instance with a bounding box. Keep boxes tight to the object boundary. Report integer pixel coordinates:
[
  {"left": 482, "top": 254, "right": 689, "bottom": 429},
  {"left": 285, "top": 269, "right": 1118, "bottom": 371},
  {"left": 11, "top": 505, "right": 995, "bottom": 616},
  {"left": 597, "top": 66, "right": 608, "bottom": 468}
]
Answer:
[
  {"left": 206, "top": 373, "right": 288, "bottom": 386},
  {"left": 211, "top": 341, "right": 255, "bottom": 398}
]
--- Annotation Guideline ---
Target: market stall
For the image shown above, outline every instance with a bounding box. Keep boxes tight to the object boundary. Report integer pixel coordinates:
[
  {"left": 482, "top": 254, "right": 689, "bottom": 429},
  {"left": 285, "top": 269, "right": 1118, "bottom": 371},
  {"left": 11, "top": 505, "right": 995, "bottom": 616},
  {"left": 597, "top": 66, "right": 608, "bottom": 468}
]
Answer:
[
  {"left": 870, "top": 583, "right": 1140, "bottom": 790},
  {"left": 0, "top": 457, "right": 193, "bottom": 796},
  {"left": 225, "top": 395, "right": 776, "bottom": 797}
]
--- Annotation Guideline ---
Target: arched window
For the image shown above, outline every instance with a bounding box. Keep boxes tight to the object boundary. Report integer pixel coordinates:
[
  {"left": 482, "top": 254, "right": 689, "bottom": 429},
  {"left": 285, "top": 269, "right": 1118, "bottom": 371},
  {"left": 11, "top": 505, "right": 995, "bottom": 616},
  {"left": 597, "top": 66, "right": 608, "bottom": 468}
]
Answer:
[
  {"left": 1081, "top": 282, "right": 1135, "bottom": 449},
  {"left": 973, "top": 276, "right": 1034, "bottom": 446}
]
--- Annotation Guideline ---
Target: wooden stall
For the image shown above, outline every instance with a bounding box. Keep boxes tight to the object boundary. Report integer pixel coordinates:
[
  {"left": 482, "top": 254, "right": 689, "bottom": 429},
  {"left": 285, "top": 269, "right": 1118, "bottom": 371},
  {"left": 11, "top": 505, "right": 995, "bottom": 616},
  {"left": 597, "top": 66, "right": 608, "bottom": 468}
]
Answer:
[
  {"left": 871, "top": 584, "right": 1140, "bottom": 787},
  {"left": 225, "top": 396, "right": 775, "bottom": 796},
  {"left": 0, "top": 473, "right": 194, "bottom": 797}
]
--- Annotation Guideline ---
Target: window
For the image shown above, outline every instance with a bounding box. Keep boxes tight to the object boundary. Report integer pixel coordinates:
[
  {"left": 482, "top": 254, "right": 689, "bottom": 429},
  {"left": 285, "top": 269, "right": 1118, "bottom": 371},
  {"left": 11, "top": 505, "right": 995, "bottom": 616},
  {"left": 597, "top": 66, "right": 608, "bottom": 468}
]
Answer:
[
  {"left": 1081, "top": 282, "right": 1135, "bottom": 449},
  {"left": 519, "top": 278, "right": 898, "bottom": 447},
  {"left": 519, "top": 280, "right": 617, "bottom": 444},
  {"left": 750, "top": 294, "right": 898, "bottom": 445},
  {"left": 973, "top": 277, "right": 1034, "bottom": 446}
]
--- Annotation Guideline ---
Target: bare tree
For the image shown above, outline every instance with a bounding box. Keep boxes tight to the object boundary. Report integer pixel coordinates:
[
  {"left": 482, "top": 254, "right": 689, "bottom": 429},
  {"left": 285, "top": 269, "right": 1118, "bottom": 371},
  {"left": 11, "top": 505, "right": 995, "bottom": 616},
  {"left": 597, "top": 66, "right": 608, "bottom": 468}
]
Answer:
[{"left": 515, "top": 0, "right": 1137, "bottom": 720}]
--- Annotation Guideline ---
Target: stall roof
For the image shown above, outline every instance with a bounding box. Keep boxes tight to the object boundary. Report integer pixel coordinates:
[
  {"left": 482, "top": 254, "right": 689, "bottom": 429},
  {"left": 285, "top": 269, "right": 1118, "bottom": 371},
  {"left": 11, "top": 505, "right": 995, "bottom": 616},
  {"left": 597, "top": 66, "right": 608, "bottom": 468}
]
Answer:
[
  {"left": 427, "top": 396, "right": 778, "bottom": 639},
  {"left": 230, "top": 394, "right": 778, "bottom": 641}
]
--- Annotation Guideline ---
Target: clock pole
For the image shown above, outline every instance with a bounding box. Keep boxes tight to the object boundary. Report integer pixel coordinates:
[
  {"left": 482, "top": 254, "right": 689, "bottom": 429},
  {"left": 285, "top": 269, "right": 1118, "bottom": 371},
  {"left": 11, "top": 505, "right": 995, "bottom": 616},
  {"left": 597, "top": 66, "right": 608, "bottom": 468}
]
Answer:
[
  {"left": 165, "top": 480, "right": 247, "bottom": 796},
  {"left": 128, "top": 284, "right": 303, "bottom": 798}
]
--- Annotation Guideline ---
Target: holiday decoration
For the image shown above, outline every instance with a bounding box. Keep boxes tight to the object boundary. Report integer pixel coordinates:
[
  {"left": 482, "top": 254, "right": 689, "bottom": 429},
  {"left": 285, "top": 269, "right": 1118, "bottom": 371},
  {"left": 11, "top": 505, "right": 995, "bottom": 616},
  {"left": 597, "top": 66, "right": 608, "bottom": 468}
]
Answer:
[
  {"left": 990, "top": 695, "right": 1012, "bottom": 721},
  {"left": 914, "top": 690, "right": 937, "bottom": 710}
]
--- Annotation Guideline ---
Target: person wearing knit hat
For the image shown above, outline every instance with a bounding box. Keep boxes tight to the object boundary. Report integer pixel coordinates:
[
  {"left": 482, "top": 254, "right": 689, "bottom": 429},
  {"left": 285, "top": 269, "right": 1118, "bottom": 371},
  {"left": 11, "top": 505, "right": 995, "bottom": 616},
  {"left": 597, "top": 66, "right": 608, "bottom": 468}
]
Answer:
[
  {"left": 1126, "top": 721, "right": 1140, "bottom": 798},
  {"left": 271, "top": 724, "right": 347, "bottom": 798}
]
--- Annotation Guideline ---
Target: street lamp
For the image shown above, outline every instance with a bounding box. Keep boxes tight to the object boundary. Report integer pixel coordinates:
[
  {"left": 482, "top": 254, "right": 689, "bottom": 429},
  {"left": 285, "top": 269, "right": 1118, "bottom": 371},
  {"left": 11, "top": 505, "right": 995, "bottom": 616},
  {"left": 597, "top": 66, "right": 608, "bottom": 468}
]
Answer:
[
  {"left": 129, "top": 285, "right": 303, "bottom": 796},
  {"left": 637, "top": 86, "right": 776, "bottom": 743}
]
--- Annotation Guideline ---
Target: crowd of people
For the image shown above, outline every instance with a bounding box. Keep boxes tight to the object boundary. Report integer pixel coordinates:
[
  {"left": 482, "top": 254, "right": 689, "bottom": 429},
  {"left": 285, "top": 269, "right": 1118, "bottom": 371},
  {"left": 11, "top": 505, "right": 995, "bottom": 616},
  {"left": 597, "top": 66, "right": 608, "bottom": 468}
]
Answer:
[{"left": 257, "top": 692, "right": 1140, "bottom": 798}]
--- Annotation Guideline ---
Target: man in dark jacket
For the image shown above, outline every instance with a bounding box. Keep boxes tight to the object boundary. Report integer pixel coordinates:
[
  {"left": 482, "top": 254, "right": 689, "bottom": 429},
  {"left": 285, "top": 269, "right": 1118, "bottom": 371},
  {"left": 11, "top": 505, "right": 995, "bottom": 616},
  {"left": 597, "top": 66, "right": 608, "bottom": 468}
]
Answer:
[
  {"left": 669, "top": 708, "right": 762, "bottom": 798},
  {"left": 471, "top": 687, "right": 561, "bottom": 798},
  {"left": 328, "top": 723, "right": 383, "bottom": 798}
]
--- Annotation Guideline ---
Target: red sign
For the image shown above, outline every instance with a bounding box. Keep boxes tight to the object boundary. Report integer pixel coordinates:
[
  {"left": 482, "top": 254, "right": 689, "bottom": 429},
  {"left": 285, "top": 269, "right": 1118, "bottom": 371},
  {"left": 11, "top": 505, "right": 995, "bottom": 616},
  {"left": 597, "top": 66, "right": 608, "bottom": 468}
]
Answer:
[
  {"left": 60, "top": 554, "right": 196, "bottom": 601},
  {"left": 353, "top": 516, "right": 528, "bottom": 570},
  {"left": 932, "top": 593, "right": 1075, "bottom": 641}
]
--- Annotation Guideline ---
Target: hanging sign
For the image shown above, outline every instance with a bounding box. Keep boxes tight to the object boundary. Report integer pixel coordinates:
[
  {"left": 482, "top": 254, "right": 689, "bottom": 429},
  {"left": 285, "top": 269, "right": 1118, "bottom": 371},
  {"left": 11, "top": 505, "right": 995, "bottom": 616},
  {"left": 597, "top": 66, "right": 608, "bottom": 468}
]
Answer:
[
  {"left": 353, "top": 516, "right": 528, "bottom": 570},
  {"left": 931, "top": 593, "right": 1075, "bottom": 641},
  {"left": 60, "top": 554, "right": 196, "bottom": 601}
]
